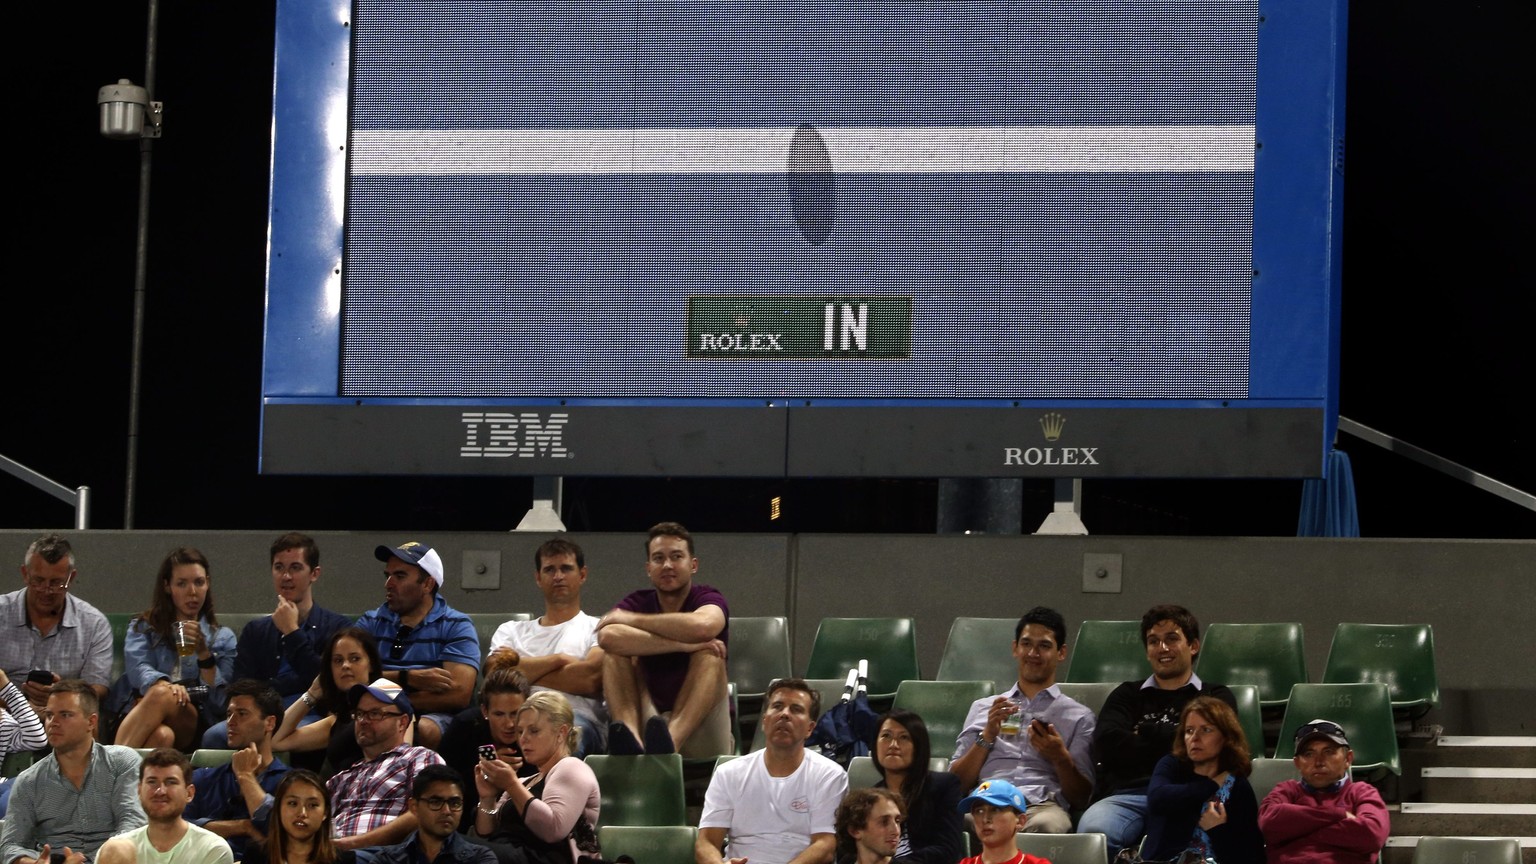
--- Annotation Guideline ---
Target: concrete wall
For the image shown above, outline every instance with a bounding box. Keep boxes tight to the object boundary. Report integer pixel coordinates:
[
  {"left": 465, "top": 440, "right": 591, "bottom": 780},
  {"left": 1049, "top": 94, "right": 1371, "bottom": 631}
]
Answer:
[{"left": 5, "top": 530, "right": 1531, "bottom": 734}]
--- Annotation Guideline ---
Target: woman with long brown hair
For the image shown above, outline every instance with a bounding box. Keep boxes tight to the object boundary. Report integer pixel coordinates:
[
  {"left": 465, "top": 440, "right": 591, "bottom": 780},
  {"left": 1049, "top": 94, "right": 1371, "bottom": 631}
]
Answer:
[
  {"left": 1142, "top": 696, "right": 1265, "bottom": 863},
  {"left": 272, "top": 626, "right": 383, "bottom": 774},
  {"left": 260, "top": 769, "right": 356, "bottom": 864},
  {"left": 113, "top": 547, "right": 236, "bottom": 748}
]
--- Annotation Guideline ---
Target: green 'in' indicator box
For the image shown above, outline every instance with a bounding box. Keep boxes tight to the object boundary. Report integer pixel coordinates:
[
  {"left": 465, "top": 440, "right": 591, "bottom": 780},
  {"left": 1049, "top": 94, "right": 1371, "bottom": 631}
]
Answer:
[{"left": 686, "top": 296, "right": 911, "bottom": 359}]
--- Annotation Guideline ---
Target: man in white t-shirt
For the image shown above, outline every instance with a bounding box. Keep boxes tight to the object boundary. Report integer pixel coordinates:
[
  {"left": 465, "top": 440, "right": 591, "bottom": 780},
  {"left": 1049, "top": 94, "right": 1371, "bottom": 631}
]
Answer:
[
  {"left": 95, "top": 748, "right": 233, "bottom": 864},
  {"left": 697, "top": 679, "right": 847, "bottom": 864},
  {"left": 488, "top": 538, "right": 608, "bottom": 754}
]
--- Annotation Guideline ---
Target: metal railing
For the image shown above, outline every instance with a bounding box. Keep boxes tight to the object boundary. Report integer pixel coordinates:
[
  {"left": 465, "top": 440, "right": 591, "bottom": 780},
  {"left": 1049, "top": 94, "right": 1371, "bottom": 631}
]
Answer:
[
  {"left": 1339, "top": 416, "right": 1535, "bottom": 512},
  {"left": 1, "top": 453, "right": 90, "bottom": 528}
]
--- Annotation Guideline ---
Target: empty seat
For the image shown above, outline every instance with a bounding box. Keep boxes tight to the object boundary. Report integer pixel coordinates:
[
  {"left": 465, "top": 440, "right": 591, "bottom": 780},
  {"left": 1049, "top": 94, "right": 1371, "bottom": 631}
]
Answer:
[
  {"left": 891, "top": 680, "right": 994, "bottom": 753},
  {"left": 935, "top": 617, "right": 1017, "bottom": 689},
  {"left": 1247, "top": 756, "right": 1298, "bottom": 803},
  {"left": 1273, "top": 683, "right": 1400, "bottom": 777},
  {"left": 597, "top": 825, "right": 697, "bottom": 864},
  {"left": 1055, "top": 681, "right": 1119, "bottom": 716},
  {"left": 1412, "top": 836, "right": 1521, "bottom": 864},
  {"left": 1322, "top": 623, "right": 1439, "bottom": 721},
  {"left": 1196, "top": 622, "right": 1307, "bottom": 711},
  {"left": 1062, "top": 620, "right": 1144, "bottom": 683},
  {"left": 1014, "top": 832, "right": 1109, "bottom": 864},
  {"left": 583, "top": 754, "right": 687, "bottom": 826},
  {"left": 729, "top": 616, "right": 792, "bottom": 747},
  {"left": 804, "top": 618, "right": 919, "bottom": 704}
]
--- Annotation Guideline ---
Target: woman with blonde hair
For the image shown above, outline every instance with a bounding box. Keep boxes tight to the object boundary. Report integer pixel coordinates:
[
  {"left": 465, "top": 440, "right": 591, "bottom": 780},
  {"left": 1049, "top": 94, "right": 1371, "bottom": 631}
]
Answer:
[
  {"left": 1141, "top": 696, "right": 1264, "bottom": 863},
  {"left": 470, "top": 691, "right": 601, "bottom": 864}
]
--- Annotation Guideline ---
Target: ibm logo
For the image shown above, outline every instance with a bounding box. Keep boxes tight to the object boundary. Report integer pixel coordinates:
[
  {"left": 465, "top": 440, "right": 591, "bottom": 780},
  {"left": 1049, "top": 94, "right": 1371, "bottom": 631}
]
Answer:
[{"left": 460, "top": 412, "right": 571, "bottom": 459}]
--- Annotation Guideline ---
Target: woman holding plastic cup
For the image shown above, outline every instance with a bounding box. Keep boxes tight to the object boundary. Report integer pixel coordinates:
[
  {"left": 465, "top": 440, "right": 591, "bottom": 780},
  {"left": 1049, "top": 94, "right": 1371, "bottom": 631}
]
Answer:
[{"left": 112, "top": 547, "right": 236, "bottom": 748}]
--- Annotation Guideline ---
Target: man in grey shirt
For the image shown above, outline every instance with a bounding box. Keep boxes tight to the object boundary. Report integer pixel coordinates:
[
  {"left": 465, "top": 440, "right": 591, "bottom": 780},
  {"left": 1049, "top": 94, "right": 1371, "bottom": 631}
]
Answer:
[
  {"left": 0, "top": 680, "right": 145, "bottom": 864},
  {"left": 2, "top": 535, "right": 113, "bottom": 709}
]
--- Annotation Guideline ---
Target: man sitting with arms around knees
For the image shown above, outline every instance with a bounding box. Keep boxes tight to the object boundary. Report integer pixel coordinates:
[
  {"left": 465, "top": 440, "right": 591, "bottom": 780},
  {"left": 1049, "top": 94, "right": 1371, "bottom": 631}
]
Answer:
[
  {"left": 0, "top": 679, "right": 146, "bottom": 864},
  {"left": 956, "top": 780, "right": 1049, "bottom": 864},
  {"left": 1259, "top": 719, "right": 1390, "bottom": 864},
  {"left": 370, "top": 765, "right": 495, "bottom": 864},
  {"left": 697, "top": 678, "right": 848, "bottom": 864},
  {"left": 834, "top": 789, "right": 904, "bottom": 864},
  {"left": 95, "top": 749, "right": 233, "bottom": 864},
  {"left": 599, "top": 521, "right": 733, "bottom": 757},
  {"left": 950, "top": 606, "right": 1095, "bottom": 833}
]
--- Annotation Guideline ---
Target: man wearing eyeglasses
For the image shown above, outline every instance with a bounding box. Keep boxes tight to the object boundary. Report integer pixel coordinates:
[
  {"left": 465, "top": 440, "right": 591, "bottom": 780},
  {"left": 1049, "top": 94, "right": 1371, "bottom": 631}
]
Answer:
[
  {"left": 372, "top": 766, "right": 494, "bottom": 864},
  {"left": 328, "top": 678, "right": 446, "bottom": 852},
  {"left": 1259, "top": 719, "right": 1389, "bottom": 864},
  {"left": 2, "top": 534, "right": 114, "bottom": 711},
  {"left": 358, "top": 541, "right": 481, "bottom": 750},
  {"left": 1076, "top": 604, "right": 1236, "bottom": 856}
]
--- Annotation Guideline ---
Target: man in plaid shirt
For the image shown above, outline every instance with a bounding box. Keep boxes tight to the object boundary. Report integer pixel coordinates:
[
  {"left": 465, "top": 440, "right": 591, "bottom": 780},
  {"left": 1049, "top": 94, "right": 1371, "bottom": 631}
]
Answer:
[{"left": 328, "top": 678, "right": 444, "bottom": 852}]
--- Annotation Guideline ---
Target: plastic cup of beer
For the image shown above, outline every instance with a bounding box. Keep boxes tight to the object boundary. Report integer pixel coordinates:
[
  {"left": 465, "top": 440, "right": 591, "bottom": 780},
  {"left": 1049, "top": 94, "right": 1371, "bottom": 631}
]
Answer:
[
  {"left": 999, "top": 708, "right": 1023, "bottom": 736},
  {"left": 175, "top": 622, "right": 196, "bottom": 659}
]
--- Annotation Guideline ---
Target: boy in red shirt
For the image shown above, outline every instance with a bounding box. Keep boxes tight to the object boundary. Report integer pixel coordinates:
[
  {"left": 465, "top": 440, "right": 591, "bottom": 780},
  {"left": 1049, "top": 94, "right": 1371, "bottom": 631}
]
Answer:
[{"left": 957, "top": 779, "right": 1052, "bottom": 864}]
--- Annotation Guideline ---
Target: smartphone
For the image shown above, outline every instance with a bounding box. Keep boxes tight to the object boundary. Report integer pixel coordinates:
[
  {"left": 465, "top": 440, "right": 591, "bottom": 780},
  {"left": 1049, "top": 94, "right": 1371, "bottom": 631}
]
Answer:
[
  {"left": 478, "top": 744, "right": 498, "bottom": 761},
  {"left": 27, "top": 670, "right": 54, "bottom": 686}
]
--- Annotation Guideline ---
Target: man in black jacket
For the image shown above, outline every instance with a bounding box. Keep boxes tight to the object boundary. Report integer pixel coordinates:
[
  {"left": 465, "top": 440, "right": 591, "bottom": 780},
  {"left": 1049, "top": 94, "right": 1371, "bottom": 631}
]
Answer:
[{"left": 1076, "top": 604, "right": 1236, "bottom": 856}]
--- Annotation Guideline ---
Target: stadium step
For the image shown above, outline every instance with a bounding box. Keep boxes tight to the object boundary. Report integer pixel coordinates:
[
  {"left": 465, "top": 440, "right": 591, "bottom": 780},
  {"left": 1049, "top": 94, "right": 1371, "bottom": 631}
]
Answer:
[{"left": 1384, "top": 735, "right": 1536, "bottom": 863}]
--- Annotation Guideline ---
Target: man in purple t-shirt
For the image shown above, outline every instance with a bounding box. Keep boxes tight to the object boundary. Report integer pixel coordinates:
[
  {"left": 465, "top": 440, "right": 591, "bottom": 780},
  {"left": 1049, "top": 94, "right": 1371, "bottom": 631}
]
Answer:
[{"left": 597, "top": 521, "right": 734, "bottom": 758}]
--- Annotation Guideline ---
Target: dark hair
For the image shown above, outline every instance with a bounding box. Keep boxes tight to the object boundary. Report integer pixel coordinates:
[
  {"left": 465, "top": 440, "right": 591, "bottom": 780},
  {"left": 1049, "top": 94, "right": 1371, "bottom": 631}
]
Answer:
[
  {"left": 871, "top": 711, "right": 933, "bottom": 800},
  {"left": 1172, "top": 696, "right": 1252, "bottom": 778},
  {"left": 228, "top": 679, "right": 283, "bottom": 721},
  {"left": 411, "top": 764, "right": 466, "bottom": 799},
  {"left": 271, "top": 532, "right": 320, "bottom": 569},
  {"left": 767, "top": 677, "right": 821, "bottom": 722},
  {"left": 479, "top": 667, "right": 532, "bottom": 707},
  {"left": 835, "top": 787, "right": 904, "bottom": 863},
  {"left": 1016, "top": 606, "right": 1067, "bottom": 647},
  {"left": 23, "top": 533, "right": 75, "bottom": 570},
  {"left": 50, "top": 678, "right": 100, "bottom": 717},
  {"left": 138, "top": 547, "right": 219, "bottom": 645},
  {"left": 139, "top": 746, "right": 192, "bottom": 782},
  {"left": 646, "top": 521, "right": 694, "bottom": 556},
  {"left": 534, "top": 538, "right": 585, "bottom": 570},
  {"left": 268, "top": 769, "right": 340, "bottom": 864},
  {"left": 1141, "top": 604, "right": 1201, "bottom": 654},
  {"left": 319, "top": 627, "right": 381, "bottom": 718}
]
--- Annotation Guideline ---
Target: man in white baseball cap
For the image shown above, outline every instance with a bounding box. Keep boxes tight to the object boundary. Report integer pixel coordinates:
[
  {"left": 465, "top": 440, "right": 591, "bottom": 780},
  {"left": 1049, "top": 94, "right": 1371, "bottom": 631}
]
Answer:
[{"left": 355, "top": 541, "right": 480, "bottom": 749}]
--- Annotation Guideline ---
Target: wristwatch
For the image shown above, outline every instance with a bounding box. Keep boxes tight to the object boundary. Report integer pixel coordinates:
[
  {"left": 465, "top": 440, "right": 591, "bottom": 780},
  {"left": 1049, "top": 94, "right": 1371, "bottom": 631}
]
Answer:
[
  {"left": 976, "top": 735, "right": 996, "bottom": 751},
  {"left": 299, "top": 692, "right": 316, "bottom": 708}
]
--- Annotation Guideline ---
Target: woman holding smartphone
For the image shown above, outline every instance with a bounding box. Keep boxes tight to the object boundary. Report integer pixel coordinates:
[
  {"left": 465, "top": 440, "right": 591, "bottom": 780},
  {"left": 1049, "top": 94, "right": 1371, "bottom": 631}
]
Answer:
[{"left": 112, "top": 547, "right": 236, "bottom": 749}]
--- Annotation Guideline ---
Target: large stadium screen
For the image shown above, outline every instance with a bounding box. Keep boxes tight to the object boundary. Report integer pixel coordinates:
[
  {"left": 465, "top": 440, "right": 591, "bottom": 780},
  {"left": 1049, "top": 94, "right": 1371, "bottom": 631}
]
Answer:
[{"left": 261, "top": 0, "right": 1346, "bottom": 478}]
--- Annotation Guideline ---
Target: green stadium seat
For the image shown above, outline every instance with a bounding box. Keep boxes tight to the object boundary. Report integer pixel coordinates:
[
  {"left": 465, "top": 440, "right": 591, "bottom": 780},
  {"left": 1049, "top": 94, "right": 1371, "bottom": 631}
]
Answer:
[
  {"left": 1322, "top": 623, "right": 1439, "bottom": 722},
  {"left": 891, "top": 679, "right": 993, "bottom": 754},
  {"left": 1015, "top": 832, "right": 1109, "bottom": 864},
  {"left": 583, "top": 753, "right": 687, "bottom": 826},
  {"left": 935, "top": 617, "right": 1016, "bottom": 690},
  {"left": 191, "top": 749, "right": 236, "bottom": 768},
  {"left": 1, "top": 751, "right": 34, "bottom": 778},
  {"left": 1247, "top": 757, "right": 1298, "bottom": 803},
  {"left": 804, "top": 618, "right": 919, "bottom": 705},
  {"left": 466, "top": 612, "right": 532, "bottom": 657},
  {"left": 1412, "top": 837, "right": 1521, "bottom": 864},
  {"left": 847, "top": 755, "right": 881, "bottom": 789},
  {"left": 1229, "top": 683, "right": 1267, "bottom": 759},
  {"left": 1273, "top": 683, "right": 1401, "bottom": 777},
  {"left": 1061, "top": 620, "right": 1144, "bottom": 683},
  {"left": 597, "top": 825, "right": 697, "bottom": 864},
  {"left": 1055, "top": 681, "right": 1118, "bottom": 716},
  {"left": 728, "top": 616, "right": 792, "bottom": 748},
  {"left": 1196, "top": 622, "right": 1308, "bottom": 712},
  {"left": 108, "top": 612, "right": 137, "bottom": 681}
]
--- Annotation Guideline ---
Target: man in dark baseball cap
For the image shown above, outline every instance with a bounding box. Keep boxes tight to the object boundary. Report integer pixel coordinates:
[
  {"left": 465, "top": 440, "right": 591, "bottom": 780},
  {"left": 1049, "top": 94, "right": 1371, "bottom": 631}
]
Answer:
[{"left": 1258, "top": 719, "right": 1390, "bottom": 864}]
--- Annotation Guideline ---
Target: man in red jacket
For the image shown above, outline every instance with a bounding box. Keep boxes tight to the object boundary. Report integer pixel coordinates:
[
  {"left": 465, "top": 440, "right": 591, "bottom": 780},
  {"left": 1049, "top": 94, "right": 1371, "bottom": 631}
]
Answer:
[{"left": 1259, "top": 719, "right": 1391, "bottom": 863}]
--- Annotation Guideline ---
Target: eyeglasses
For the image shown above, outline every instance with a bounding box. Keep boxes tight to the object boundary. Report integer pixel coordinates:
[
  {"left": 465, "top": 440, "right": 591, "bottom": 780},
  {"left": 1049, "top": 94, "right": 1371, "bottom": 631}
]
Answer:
[
  {"left": 390, "top": 625, "right": 412, "bottom": 660},
  {"left": 420, "top": 796, "right": 464, "bottom": 812},
  {"left": 352, "top": 709, "right": 405, "bottom": 723},
  {"left": 25, "top": 575, "right": 71, "bottom": 591}
]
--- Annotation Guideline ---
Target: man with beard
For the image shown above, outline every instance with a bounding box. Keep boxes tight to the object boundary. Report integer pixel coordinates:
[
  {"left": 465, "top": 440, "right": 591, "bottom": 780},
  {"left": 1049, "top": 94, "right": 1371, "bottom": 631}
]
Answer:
[
  {"left": 95, "top": 749, "right": 232, "bottom": 864},
  {"left": 328, "top": 679, "right": 446, "bottom": 852}
]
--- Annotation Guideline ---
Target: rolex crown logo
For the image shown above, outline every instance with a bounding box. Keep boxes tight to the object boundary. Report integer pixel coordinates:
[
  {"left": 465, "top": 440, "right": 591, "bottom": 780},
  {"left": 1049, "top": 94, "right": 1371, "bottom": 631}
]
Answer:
[{"left": 1039, "top": 412, "right": 1066, "bottom": 441}]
